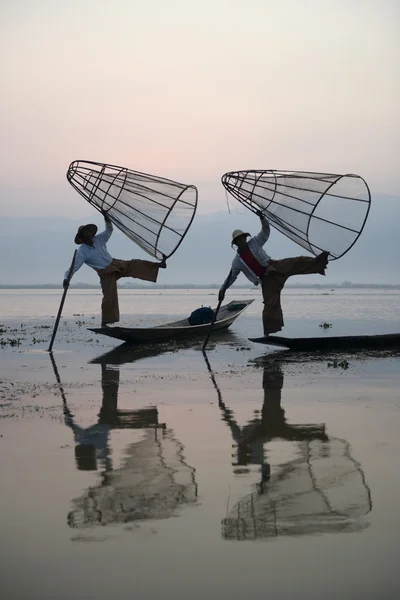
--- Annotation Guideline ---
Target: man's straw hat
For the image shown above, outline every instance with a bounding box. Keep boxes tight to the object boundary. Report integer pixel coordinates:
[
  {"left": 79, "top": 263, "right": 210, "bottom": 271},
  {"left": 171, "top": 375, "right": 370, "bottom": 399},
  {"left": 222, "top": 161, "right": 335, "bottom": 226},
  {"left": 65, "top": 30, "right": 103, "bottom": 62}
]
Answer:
[
  {"left": 231, "top": 229, "right": 250, "bottom": 245},
  {"left": 75, "top": 224, "right": 98, "bottom": 244}
]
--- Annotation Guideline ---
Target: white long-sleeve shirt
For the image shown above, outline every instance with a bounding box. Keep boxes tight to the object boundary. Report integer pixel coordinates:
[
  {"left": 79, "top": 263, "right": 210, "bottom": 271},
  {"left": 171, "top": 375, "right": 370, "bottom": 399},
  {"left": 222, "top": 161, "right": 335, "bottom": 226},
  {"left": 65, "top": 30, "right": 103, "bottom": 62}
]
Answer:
[
  {"left": 64, "top": 221, "right": 114, "bottom": 280},
  {"left": 222, "top": 217, "right": 271, "bottom": 290}
]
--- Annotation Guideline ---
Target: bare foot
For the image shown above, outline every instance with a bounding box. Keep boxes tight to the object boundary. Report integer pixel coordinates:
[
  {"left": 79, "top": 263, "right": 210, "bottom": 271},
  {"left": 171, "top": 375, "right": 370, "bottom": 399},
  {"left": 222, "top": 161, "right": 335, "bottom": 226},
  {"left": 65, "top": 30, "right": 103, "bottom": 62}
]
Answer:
[
  {"left": 159, "top": 254, "right": 167, "bottom": 269},
  {"left": 264, "top": 328, "right": 282, "bottom": 336},
  {"left": 318, "top": 250, "right": 329, "bottom": 275}
]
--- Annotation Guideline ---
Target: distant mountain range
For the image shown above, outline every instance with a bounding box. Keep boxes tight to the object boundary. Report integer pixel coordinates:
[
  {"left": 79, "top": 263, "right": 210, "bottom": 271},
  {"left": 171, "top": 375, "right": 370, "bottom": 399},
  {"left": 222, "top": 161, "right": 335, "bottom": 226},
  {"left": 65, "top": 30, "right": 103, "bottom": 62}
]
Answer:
[{"left": 1, "top": 194, "right": 399, "bottom": 285}]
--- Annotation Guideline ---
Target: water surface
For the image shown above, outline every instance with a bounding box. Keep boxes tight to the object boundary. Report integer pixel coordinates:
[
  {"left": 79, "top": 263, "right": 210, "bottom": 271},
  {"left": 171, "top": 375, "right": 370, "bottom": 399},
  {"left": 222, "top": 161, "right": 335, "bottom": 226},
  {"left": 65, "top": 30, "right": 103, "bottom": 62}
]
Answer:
[{"left": 0, "top": 288, "right": 399, "bottom": 599}]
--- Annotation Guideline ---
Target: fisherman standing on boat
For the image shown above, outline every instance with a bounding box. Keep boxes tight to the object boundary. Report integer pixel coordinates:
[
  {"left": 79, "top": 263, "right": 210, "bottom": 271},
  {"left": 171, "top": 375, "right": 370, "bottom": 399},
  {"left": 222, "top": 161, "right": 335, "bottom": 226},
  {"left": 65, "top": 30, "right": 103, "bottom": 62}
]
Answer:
[
  {"left": 63, "top": 211, "right": 167, "bottom": 327},
  {"left": 218, "top": 213, "right": 329, "bottom": 335}
]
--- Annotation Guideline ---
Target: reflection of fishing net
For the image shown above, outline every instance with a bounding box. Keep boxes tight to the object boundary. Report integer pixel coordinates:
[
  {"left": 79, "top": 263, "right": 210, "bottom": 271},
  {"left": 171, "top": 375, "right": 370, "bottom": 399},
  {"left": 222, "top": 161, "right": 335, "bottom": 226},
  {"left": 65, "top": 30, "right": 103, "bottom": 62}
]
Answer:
[
  {"left": 222, "top": 170, "right": 371, "bottom": 260},
  {"left": 68, "top": 428, "right": 197, "bottom": 528},
  {"left": 222, "top": 438, "right": 372, "bottom": 540},
  {"left": 67, "top": 160, "right": 198, "bottom": 260}
]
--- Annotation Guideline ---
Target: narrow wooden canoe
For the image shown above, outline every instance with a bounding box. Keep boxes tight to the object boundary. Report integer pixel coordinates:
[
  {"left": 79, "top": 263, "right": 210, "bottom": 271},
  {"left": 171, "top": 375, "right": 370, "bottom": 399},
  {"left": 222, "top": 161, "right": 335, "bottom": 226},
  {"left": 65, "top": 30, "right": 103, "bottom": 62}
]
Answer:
[
  {"left": 249, "top": 332, "right": 400, "bottom": 351},
  {"left": 88, "top": 299, "right": 254, "bottom": 343}
]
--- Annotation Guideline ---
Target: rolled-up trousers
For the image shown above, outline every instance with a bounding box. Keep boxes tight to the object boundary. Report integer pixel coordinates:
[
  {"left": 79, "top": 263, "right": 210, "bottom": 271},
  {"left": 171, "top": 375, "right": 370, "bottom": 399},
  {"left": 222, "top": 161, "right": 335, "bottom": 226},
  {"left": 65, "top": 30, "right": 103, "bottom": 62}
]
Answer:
[
  {"left": 96, "top": 258, "right": 160, "bottom": 325},
  {"left": 261, "top": 253, "right": 328, "bottom": 335}
]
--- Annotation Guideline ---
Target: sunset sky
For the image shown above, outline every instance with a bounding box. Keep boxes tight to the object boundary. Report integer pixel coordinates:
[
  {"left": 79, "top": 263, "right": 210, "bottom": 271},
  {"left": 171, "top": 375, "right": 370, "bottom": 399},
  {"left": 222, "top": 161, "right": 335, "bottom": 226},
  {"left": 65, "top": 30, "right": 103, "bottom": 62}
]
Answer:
[{"left": 1, "top": 0, "right": 398, "bottom": 217}]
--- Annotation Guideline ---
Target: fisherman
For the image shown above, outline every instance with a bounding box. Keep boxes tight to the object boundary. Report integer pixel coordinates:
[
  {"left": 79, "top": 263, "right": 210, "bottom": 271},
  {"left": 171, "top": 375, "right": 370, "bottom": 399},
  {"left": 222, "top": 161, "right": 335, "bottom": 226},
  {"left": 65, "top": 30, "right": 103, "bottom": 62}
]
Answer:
[
  {"left": 63, "top": 211, "right": 166, "bottom": 327},
  {"left": 218, "top": 212, "right": 329, "bottom": 335}
]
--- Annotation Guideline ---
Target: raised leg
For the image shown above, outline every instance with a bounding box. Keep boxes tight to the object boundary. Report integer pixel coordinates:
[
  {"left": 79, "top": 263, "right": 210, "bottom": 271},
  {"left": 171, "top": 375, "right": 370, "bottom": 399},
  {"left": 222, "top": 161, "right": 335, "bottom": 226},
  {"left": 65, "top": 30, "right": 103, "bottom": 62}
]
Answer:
[
  {"left": 112, "top": 258, "right": 161, "bottom": 283},
  {"left": 270, "top": 251, "right": 329, "bottom": 277},
  {"left": 261, "top": 252, "right": 329, "bottom": 335}
]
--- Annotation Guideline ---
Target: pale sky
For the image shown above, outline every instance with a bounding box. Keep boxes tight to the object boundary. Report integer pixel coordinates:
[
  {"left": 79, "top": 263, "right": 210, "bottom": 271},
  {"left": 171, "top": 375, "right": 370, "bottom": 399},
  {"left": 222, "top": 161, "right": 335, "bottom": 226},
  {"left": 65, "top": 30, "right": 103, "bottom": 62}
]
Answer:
[{"left": 0, "top": 0, "right": 398, "bottom": 217}]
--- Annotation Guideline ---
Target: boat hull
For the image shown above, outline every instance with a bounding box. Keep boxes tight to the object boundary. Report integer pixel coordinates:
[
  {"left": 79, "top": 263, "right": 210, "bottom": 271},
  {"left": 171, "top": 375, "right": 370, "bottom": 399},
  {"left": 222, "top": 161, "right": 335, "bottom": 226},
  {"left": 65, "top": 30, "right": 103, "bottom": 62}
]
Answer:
[
  {"left": 249, "top": 333, "right": 400, "bottom": 351},
  {"left": 89, "top": 299, "right": 254, "bottom": 343}
]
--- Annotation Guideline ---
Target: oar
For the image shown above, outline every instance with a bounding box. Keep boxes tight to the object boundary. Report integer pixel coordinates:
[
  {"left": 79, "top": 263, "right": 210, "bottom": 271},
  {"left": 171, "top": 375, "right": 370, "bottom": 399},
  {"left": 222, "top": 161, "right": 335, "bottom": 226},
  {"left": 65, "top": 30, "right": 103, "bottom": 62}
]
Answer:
[
  {"left": 48, "top": 250, "right": 77, "bottom": 352},
  {"left": 202, "top": 270, "right": 232, "bottom": 352}
]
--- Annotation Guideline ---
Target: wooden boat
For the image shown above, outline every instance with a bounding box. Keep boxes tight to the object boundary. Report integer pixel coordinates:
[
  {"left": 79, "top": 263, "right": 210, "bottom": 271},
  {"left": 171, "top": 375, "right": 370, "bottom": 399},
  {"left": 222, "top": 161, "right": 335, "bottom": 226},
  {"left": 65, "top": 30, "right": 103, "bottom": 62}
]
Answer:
[
  {"left": 88, "top": 299, "right": 254, "bottom": 343},
  {"left": 249, "top": 332, "right": 400, "bottom": 351}
]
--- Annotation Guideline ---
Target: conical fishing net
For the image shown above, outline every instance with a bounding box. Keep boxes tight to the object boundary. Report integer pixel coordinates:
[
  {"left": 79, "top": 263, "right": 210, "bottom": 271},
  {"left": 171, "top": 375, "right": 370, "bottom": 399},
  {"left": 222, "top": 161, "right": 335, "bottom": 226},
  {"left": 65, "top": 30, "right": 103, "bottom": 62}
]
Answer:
[
  {"left": 67, "top": 160, "right": 198, "bottom": 260},
  {"left": 68, "top": 427, "right": 198, "bottom": 528},
  {"left": 222, "top": 170, "right": 371, "bottom": 260}
]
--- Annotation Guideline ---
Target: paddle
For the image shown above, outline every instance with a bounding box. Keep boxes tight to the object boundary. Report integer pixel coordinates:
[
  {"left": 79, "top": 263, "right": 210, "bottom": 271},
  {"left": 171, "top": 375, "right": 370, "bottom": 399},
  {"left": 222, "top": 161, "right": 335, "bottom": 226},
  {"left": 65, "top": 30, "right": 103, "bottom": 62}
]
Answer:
[
  {"left": 202, "top": 270, "right": 232, "bottom": 352},
  {"left": 48, "top": 250, "right": 77, "bottom": 352}
]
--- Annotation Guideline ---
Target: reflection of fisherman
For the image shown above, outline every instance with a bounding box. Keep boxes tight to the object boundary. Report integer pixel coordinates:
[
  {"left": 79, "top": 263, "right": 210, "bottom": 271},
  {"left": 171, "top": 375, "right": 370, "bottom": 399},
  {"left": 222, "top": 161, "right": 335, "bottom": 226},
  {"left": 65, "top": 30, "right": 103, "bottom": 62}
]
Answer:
[
  {"left": 63, "top": 212, "right": 167, "bottom": 327},
  {"left": 219, "top": 362, "right": 372, "bottom": 540},
  {"left": 55, "top": 355, "right": 198, "bottom": 529},
  {"left": 62, "top": 364, "right": 120, "bottom": 471},
  {"left": 219, "top": 361, "right": 327, "bottom": 482},
  {"left": 218, "top": 213, "right": 329, "bottom": 335},
  {"left": 62, "top": 363, "right": 164, "bottom": 472}
]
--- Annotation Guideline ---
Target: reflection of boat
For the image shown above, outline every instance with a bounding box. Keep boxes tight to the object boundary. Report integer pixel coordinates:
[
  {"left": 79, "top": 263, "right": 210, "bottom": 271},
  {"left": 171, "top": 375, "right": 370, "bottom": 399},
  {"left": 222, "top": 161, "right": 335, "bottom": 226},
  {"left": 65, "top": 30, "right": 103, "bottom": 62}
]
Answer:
[
  {"left": 90, "top": 329, "right": 237, "bottom": 365},
  {"left": 207, "top": 358, "right": 373, "bottom": 540},
  {"left": 88, "top": 299, "right": 254, "bottom": 342},
  {"left": 249, "top": 332, "right": 400, "bottom": 351}
]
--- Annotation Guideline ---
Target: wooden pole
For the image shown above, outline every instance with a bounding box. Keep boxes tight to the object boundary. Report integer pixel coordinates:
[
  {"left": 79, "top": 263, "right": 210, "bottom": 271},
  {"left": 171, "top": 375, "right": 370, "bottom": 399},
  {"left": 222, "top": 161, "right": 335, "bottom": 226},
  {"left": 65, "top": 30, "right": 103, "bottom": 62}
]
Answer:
[
  {"left": 202, "top": 270, "right": 232, "bottom": 352},
  {"left": 48, "top": 250, "right": 77, "bottom": 352}
]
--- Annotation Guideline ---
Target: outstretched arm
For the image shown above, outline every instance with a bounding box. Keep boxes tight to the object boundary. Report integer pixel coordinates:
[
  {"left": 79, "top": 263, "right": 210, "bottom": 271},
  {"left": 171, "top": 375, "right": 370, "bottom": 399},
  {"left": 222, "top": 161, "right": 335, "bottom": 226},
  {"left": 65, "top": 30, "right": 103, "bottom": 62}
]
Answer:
[
  {"left": 96, "top": 213, "right": 113, "bottom": 244},
  {"left": 218, "top": 265, "right": 240, "bottom": 302},
  {"left": 253, "top": 212, "right": 270, "bottom": 246},
  {"left": 63, "top": 250, "right": 85, "bottom": 286}
]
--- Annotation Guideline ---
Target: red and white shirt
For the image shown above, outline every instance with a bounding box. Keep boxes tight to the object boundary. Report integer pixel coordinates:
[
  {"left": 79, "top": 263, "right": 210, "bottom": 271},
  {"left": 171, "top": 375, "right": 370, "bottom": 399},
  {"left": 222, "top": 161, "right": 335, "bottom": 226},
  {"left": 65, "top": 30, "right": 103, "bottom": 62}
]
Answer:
[{"left": 222, "top": 217, "right": 271, "bottom": 290}]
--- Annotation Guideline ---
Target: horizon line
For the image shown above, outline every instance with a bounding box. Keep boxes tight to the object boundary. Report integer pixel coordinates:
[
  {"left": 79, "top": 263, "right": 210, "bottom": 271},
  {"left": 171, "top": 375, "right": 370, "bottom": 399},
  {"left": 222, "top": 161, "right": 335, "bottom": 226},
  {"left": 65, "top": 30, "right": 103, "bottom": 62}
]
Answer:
[{"left": 1, "top": 283, "right": 399, "bottom": 289}]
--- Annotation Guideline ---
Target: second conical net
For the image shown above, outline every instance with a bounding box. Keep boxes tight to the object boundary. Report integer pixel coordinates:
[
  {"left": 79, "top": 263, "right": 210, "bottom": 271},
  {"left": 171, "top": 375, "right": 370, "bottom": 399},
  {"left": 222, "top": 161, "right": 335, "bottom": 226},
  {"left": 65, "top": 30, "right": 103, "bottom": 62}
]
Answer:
[
  {"left": 221, "top": 437, "right": 372, "bottom": 540},
  {"left": 67, "top": 160, "right": 198, "bottom": 260},
  {"left": 222, "top": 170, "right": 371, "bottom": 260}
]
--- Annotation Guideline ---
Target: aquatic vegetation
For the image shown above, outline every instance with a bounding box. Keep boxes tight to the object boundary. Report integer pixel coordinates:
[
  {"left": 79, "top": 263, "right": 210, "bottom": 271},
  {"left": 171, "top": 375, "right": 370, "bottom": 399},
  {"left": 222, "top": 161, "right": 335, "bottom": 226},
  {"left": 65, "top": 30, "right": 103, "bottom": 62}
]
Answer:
[
  {"left": 327, "top": 359, "right": 349, "bottom": 369},
  {"left": 0, "top": 337, "right": 22, "bottom": 347}
]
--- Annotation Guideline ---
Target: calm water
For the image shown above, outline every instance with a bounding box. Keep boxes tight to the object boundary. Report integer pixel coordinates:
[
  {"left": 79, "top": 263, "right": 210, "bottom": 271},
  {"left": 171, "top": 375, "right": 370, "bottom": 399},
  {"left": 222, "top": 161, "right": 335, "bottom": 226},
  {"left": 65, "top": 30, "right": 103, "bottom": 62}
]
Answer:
[
  {"left": 1, "top": 287, "right": 400, "bottom": 336},
  {"left": 1, "top": 288, "right": 400, "bottom": 599}
]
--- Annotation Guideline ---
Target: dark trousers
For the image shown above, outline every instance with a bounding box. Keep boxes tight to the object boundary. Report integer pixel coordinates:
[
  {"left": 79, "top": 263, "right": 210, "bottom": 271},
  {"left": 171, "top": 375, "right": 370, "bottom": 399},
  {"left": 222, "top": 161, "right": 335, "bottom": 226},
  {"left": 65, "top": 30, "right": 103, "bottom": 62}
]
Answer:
[
  {"left": 97, "top": 258, "right": 160, "bottom": 324},
  {"left": 261, "top": 253, "right": 328, "bottom": 334}
]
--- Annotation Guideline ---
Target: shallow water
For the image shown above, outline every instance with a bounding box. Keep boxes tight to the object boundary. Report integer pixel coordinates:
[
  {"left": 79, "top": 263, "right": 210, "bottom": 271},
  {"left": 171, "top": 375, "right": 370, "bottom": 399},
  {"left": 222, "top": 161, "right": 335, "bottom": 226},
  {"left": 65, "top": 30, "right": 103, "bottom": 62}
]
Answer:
[
  {"left": 1, "top": 286, "right": 400, "bottom": 335},
  {"left": 0, "top": 289, "right": 399, "bottom": 599}
]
